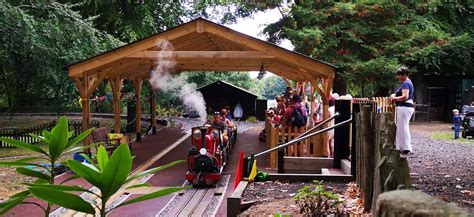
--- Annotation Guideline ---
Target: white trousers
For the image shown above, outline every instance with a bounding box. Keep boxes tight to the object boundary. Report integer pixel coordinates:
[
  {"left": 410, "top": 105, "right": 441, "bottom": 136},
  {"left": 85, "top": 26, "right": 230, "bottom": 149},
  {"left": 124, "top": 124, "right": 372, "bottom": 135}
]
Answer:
[{"left": 395, "top": 106, "right": 415, "bottom": 152}]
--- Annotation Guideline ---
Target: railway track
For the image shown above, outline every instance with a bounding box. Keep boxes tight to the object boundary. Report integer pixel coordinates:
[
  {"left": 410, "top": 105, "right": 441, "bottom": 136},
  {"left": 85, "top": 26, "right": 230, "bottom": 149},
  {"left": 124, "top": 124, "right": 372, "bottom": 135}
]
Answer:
[{"left": 157, "top": 175, "right": 230, "bottom": 217}]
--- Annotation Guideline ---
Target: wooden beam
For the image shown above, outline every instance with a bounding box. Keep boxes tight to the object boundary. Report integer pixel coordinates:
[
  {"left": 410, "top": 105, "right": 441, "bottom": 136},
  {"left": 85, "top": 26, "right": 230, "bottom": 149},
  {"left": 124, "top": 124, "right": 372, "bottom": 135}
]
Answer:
[
  {"left": 109, "top": 77, "right": 123, "bottom": 133},
  {"left": 113, "top": 62, "right": 154, "bottom": 79},
  {"left": 68, "top": 21, "right": 197, "bottom": 77},
  {"left": 127, "top": 51, "right": 274, "bottom": 59},
  {"left": 87, "top": 70, "right": 109, "bottom": 96},
  {"left": 204, "top": 23, "right": 335, "bottom": 78},
  {"left": 150, "top": 87, "right": 157, "bottom": 134},
  {"left": 133, "top": 79, "right": 143, "bottom": 141},
  {"left": 176, "top": 65, "right": 261, "bottom": 72},
  {"left": 83, "top": 59, "right": 149, "bottom": 77},
  {"left": 196, "top": 19, "right": 205, "bottom": 33},
  {"left": 283, "top": 157, "right": 334, "bottom": 172}
]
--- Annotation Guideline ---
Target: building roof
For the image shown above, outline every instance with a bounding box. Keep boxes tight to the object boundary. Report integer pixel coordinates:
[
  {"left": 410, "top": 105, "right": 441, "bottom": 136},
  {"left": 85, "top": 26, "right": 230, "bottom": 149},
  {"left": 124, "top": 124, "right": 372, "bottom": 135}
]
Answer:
[
  {"left": 197, "top": 80, "right": 258, "bottom": 97},
  {"left": 67, "top": 18, "right": 336, "bottom": 83}
]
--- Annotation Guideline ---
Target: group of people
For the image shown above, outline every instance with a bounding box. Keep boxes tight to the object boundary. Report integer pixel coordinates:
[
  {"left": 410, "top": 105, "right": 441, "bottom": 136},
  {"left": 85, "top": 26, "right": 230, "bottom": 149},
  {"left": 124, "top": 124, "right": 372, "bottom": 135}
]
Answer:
[
  {"left": 262, "top": 66, "right": 420, "bottom": 158},
  {"left": 207, "top": 106, "right": 235, "bottom": 145},
  {"left": 264, "top": 87, "right": 338, "bottom": 157}
]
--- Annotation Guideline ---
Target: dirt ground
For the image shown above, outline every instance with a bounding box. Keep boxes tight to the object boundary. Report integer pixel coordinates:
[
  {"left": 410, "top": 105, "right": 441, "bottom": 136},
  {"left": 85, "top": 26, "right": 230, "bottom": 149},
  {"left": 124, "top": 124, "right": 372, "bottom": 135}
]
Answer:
[
  {"left": 239, "top": 122, "right": 473, "bottom": 215},
  {"left": 409, "top": 122, "right": 473, "bottom": 212},
  {"left": 241, "top": 181, "right": 365, "bottom": 216}
]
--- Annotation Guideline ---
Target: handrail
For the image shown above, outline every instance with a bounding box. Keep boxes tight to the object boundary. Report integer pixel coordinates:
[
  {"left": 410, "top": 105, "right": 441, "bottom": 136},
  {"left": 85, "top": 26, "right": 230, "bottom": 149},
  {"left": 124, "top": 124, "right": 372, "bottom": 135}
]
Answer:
[
  {"left": 255, "top": 117, "right": 352, "bottom": 158},
  {"left": 291, "top": 112, "right": 340, "bottom": 141}
]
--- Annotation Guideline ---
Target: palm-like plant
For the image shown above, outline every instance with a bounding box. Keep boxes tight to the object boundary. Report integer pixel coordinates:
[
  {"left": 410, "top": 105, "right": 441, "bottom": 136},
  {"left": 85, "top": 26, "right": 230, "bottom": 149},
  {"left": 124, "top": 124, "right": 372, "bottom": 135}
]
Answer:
[
  {"left": 0, "top": 116, "right": 94, "bottom": 215},
  {"left": 0, "top": 116, "right": 186, "bottom": 217},
  {"left": 28, "top": 144, "right": 185, "bottom": 216}
]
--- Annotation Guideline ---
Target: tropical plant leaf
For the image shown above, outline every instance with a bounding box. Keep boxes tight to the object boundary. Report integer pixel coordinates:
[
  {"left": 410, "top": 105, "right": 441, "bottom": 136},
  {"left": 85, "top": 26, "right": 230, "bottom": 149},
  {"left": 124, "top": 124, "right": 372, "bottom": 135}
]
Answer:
[
  {"left": 126, "top": 183, "right": 151, "bottom": 189},
  {"left": 60, "top": 174, "right": 80, "bottom": 184},
  {"left": 126, "top": 160, "right": 184, "bottom": 183},
  {"left": 100, "top": 144, "right": 132, "bottom": 199},
  {"left": 66, "top": 128, "right": 94, "bottom": 148},
  {"left": 61, "top": 143, "right": 96, "bottom": 157},
  {"left": 67, "top": 131, "right": 74, "bottom": 139},
  {"left": 79, "top": 153, "right": 95, "bottom": 165},
  {"left": 42, "top": 130, "right": 51, "bottom": 143},
  {"left": 0, "top": 197, "right": 28, "bottom": 215},
  {"left": 0, "top": 190, "right": 31, "bottom": 212},
  {"left": 16, "top": 167, "right": 50, "bottom": 181},
  {"left": 67, "top": 160, "right": 101, "bottom": 186},
  {"left": 117, "top": 187, "right": 185, "bottom": 208},
  {"left": 0, "top": 162, "right": 48, "bottom": 170},
  {"left": 26, "top": 184, "right": 93, "bottom": 194},
  {"left": 0, "top": 138, "right": 48, "bottom": 156},
  {"left": 28, "top": 133, "right": 45, "bottom": 142},
  {"left": 97, "top": 146, "right": 109, "bottom": 172},
  {"left": 29, "top": 187, "right": 95, "bottom": 214},
  {"left": 15, "top": 157, "right": 43, "bottom": 163},
  {"left": 48, "top": 116, "right": 69, "bottom": 161}
]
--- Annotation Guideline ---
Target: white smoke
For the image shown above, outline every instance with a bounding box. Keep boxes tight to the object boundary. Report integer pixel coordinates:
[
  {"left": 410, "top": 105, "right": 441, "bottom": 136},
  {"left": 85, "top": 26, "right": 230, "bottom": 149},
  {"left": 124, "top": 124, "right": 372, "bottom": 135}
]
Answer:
[{"left": 149, "top": 39, "right": 207, "bottom": 122}]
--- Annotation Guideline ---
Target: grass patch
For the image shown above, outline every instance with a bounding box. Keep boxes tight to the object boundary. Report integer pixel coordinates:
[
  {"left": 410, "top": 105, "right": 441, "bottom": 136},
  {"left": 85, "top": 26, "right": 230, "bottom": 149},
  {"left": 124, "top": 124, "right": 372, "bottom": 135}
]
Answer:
[
  {"left": 431, "top": 132, "right": 474, "bottom": 144},
  {"left": 0, "top": 144, "right": 48, "bottom": 158}
]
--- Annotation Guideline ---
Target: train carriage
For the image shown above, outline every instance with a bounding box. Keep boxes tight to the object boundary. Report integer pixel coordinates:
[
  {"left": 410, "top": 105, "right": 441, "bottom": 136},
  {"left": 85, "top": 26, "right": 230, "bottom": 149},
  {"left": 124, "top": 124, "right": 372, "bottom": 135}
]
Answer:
[{"left": 186, "top": 125, "right": 236, "bottom": 185}]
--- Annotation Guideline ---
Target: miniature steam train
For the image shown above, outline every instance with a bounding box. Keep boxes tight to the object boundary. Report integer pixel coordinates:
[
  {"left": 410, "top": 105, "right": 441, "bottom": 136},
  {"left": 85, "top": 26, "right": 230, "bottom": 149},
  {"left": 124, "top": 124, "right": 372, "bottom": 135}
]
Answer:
[{"left": 185, "top": 126, "right": 236, "bottom": 185}]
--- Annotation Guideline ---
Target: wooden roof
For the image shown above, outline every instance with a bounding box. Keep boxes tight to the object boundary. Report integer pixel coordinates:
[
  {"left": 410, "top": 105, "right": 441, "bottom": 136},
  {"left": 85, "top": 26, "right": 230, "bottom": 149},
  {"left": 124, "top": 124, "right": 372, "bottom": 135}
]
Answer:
[{"left": 67, "top": 18, "right": 336, "bottom": 82}]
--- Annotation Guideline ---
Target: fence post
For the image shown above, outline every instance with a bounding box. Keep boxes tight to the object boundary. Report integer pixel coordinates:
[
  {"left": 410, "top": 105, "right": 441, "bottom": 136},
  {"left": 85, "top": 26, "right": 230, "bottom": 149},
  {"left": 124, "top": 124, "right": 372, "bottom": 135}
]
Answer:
[
  {"left": 360, "top": 105, "right": 374, "bottom": 211},
  {"left": 277, "top": 149, "right": 284, "bottom": 173}
]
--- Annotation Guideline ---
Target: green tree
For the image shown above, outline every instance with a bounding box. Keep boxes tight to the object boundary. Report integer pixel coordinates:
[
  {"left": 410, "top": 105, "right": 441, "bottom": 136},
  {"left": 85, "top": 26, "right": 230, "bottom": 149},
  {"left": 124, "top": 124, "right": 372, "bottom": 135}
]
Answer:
[
  {"left": 0, "top": 1, "right": 121, "bottom": 108},
  {"left": 259, "top": 75, "right": 287, "bottom": 100},
  {"left": 264, "top": 1, "right": 474, "bottom": 97}
]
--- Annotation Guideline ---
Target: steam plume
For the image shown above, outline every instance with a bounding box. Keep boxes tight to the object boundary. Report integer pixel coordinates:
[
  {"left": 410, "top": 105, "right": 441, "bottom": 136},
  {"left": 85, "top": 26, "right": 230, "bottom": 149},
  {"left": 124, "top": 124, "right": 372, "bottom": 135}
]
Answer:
[{"left": 149, "top": 39, "right": 207, "bottom": 122}]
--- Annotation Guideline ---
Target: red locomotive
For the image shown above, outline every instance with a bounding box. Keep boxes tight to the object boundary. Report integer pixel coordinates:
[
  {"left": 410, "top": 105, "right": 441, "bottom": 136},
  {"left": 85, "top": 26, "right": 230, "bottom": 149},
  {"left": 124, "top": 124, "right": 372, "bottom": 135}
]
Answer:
[{"left": 186, "top": 126, "right": 233, "bottom": 185}]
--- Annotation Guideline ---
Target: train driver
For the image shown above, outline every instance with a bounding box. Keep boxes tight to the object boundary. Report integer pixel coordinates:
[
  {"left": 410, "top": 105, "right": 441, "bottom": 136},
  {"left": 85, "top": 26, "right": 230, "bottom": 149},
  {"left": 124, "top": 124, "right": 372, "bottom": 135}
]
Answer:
[{"left": 211, "top": 111, "right": 229, "bottom": 145}]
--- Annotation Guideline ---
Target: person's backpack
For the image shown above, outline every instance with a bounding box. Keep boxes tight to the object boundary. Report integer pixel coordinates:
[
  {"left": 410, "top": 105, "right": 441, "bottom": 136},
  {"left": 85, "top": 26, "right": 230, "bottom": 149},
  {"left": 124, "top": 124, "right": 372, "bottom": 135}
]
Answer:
[{"left": 291, "top": 105, "right": 306, "bottom": 127}]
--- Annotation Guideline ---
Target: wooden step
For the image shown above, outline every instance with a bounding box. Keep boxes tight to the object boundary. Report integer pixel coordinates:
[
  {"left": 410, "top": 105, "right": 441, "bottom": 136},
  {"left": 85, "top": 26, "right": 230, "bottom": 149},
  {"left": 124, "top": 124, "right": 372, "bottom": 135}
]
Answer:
[{"left": 341, "top": 159, "right": 351, "bottom": 175}]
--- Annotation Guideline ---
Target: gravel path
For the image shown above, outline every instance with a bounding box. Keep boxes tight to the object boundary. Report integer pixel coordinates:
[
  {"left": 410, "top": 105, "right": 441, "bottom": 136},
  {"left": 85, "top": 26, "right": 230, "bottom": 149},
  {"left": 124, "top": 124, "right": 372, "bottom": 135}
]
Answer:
[{"left": 408, "top": 123, "right": 473, "bottom": 212}]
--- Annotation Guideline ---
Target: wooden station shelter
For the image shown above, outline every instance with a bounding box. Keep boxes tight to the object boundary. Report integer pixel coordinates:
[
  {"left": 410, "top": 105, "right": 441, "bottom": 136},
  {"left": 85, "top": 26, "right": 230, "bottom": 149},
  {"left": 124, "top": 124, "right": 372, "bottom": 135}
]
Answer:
[{"left": 66, "top": 18, "right": 337, "bottom": 146}]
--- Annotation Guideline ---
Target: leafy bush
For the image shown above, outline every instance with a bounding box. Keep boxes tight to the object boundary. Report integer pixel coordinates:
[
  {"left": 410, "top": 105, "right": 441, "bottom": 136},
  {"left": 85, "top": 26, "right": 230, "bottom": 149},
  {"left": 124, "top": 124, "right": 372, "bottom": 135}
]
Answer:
[
  {"left": 246, "top": 116, "right": 258, "bottom": 123},
  {"left": 292, "top": 181, "right": 344, "bottom": 215}
]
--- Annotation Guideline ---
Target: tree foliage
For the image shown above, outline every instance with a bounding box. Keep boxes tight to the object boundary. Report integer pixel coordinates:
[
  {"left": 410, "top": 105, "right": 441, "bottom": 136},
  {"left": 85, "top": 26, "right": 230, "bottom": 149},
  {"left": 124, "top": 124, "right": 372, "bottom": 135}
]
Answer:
[
  {"left": 0, "top": 0, "right": 121, "bottom": 108},
  {"left": 264, "top": 1, "right": 474, "bottom": 96},
  {"left": 0, "top": 1, "right": 265, "bottom": 109}
]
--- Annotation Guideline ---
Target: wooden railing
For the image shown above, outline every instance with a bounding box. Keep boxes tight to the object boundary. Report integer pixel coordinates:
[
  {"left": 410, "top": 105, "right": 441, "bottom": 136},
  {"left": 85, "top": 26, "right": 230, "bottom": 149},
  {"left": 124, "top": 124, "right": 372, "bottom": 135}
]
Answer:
[
  {"left": 265, "top": 97, "right": 395, "bottom": 170},
  {"left": 266, "top": 120, "right": 325, "bottom": 169},
  {"left": 0, "top": 120, "right": 100, "bottom": 148}
]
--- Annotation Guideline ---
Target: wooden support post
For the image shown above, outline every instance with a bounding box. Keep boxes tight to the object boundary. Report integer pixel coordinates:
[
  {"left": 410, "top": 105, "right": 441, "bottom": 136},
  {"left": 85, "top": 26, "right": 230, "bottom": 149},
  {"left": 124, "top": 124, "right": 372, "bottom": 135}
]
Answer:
[
  {"left": 277, "top": 149, "right": 284, "bottom": 173},
  {"left": 360, "top": 105, "right": 374, "bottom": 211},
  {"left": 150, "top": 89, "right": 157, "bottom": 135},
  {"left": 110, "top": 77, "right": 123, "bottom": 134},
  {"left": 133, "top": 79, "right": 143, "bottom": 142}
]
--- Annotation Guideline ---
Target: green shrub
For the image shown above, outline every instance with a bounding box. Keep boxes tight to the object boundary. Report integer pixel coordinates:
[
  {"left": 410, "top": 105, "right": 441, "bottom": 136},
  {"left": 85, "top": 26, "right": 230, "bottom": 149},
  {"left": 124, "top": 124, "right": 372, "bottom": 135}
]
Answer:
[
  {"left": 246, "top": 116, "right": 258, "bottom": 123},
  {"left": 292, "top": 181, "right": 344, "bottom": 215}
]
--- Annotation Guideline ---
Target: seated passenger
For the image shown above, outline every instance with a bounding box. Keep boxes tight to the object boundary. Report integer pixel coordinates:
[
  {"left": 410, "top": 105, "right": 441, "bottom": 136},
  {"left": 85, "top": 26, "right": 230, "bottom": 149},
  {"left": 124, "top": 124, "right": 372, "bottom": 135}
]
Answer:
[
  {"left": 220, "top": 109, "right": 235, "bottom": 130},
  {"left": 211, "top": 111, "right": 229, "bottom": 144},
  {"left": 224, "top": 106, "right": 233, "bottom": 121}
]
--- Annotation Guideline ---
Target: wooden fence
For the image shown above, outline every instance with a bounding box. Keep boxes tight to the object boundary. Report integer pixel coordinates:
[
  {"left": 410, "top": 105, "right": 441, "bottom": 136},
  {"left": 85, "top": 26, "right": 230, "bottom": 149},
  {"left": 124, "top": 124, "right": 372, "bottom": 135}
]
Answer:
[
  {"left": 355, "top": 105, "right": 410, "bottom": 211},
  {"left": 0, "top": 120, "right": 100, "bottom": 148},
  {"left": 265, "top": 121, "right": 324, "bottom": 169}
]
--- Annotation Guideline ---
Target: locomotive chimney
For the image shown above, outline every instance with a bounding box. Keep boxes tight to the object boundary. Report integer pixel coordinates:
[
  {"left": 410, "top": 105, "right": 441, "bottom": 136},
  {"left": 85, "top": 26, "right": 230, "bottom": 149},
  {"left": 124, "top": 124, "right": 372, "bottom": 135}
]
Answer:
[{"left": 199, "top": 126, "right": 207, "bottom": 150}]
